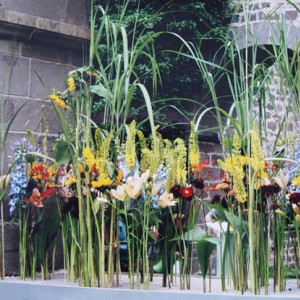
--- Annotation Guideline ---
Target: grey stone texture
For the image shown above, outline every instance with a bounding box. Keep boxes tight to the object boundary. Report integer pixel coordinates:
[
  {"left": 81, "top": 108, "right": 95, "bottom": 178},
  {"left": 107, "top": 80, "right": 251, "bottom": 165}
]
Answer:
[
  {"left": 0, "top": 0, "right": 90, "bottom": 27},
  {"left": 231, "top": 0, "right": 300, "bottom": 50},
  {"left": 30, "top": 59, "right": 74, "bottom": 99},
  {"left": 0, "top": 0, "right": 90, "bottom": 275},
  {"left": 0, "top": 54, "right": 29, "bottom": 97}
]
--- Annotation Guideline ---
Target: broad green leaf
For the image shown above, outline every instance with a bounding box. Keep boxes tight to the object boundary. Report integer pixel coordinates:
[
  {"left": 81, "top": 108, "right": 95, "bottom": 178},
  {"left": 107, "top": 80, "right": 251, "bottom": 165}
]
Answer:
[
  {"left": 89, "top": 84, "right": 112, "bottom": 99},
  {"left": 179, "top": 227, "right": 206, "bottom": 241},
  {"left": 196, "top": 235, "right": 217, "bottom": 280},
  {"left": 53, "top": 139, "right": 74, "bottom": 164},
  {"left": 224, "top": 210, "right": 246, "bottom": 236}
]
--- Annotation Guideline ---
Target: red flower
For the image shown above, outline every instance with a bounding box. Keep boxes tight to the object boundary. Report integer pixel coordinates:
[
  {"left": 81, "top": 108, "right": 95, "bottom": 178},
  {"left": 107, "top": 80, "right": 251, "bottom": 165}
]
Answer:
[
  {"left": 40, "top": 188, "right": 56, "bottom": 199},
  {"left": 180, "top": 186, "right": 194, "bottom": 201}
]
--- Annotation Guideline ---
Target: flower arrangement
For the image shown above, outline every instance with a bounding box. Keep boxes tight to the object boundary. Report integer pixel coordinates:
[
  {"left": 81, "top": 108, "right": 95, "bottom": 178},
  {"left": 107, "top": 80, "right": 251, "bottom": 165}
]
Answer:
[{"left": 9, "top": 65, "right": 214, "bottom": 289}]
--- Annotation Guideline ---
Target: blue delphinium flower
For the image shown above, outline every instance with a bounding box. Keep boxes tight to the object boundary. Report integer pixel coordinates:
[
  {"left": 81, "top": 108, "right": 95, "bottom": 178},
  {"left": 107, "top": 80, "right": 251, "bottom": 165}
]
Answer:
[
  {"left": 283, "top": 145, "right": 300, "bottom": 192},
  {"left": 150, "top": 164, "right": 170, "bottom": 208},
  {"left": 8, "top": 138, "right": 36, "bottom": 216},
  {"left": 153, "top": 164, "right": 169, "bottom": 184},
  {"left": 9, "top": 157, "right": 27, "bottom": 215}
]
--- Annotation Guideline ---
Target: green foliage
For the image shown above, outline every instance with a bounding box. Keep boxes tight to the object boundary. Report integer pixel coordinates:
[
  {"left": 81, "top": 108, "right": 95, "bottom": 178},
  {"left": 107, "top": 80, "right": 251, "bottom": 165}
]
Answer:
[
  {"left": 92, "top": 0, "right": 234, "bottom": 137},
  {"left": 196, "top": 234, "right": 218, "bottom": 281},
  {"left": 53, "top": 139, "right": 74, "bottom": 164}
]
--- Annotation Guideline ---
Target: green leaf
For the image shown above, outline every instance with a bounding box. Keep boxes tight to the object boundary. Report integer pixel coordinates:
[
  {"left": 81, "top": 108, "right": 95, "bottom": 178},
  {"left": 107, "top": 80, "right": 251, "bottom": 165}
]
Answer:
[
  {"left": 35, "top": 194, "right": 61, "bottom": 267},
  {"left": 89, "top": 84, "right": 112, "bottom": 99},
  {"left": 196, "top": 234, "right": 217, "bottom": 280},
  {"left": 53, "top": 139, "right": 74, "bottom": 164},
  {"left": 180, "top": 227, "right": 206, "bottom": 241},
  {"left": 93, "top": 198, "right": 102, "bottom": 214},
  {"left": 224, "top": 210, "right": 246, "bottom": 236}
]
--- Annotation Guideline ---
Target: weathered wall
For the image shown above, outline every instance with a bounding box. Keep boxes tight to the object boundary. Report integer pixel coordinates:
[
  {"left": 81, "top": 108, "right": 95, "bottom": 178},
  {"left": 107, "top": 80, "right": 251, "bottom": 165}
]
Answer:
[
  {"left": 0, "top": 0, "right": 90, "bottom": 275},
  {"left": 0, "top": 0, "right": 89, "bottom": 27},
  {"left": 231, "top": 0, "right": 300, "bottom": 50}
]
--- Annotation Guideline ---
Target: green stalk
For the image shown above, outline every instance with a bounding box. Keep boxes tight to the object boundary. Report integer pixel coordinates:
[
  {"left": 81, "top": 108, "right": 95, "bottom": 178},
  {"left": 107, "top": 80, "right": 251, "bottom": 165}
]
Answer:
[
  {"left": 107, "top": 206, "right": 115, "bottom": 287},
  {"left": 124, "top": 205, "right": 133, "bottom": 288},
  {"left": 86, "top": 194, "right": 95, "bottom": 286},
  {"left": 91, "top": 200, "right": 102, "bottom": 286},
  {"left": 100, "top": 206, "right": 105, "bottom": 287},
  {"left": 142, "top": 199, "right": 150, "bottom": 289},
  {"left": 74, "top": 96, "right": 89, "bottom": 286},
  {"left": 249, "top": 174, "right": 258, "bottom": 294}
]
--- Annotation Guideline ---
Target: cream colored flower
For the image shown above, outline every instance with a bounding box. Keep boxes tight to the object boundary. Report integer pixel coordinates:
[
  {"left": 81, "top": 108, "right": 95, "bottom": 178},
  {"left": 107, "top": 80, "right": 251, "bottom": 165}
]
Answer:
[
  {"left": 273, "top": 170, "right": 289, "bottom": 190},
  {"left": 111, "top": 185, "right": 126, "bottom": 201},
  {"left": 151, "top": 181, "right": 165, "bottom": 195},
  {"left": 96, "top": 196, "right": 109, "bottom": 203},
  {"left": 158, "top": 192, "right": 177, "bottom": 208},
  {"left": 124, "top": 170, "right": 150, "bottom": 199}
]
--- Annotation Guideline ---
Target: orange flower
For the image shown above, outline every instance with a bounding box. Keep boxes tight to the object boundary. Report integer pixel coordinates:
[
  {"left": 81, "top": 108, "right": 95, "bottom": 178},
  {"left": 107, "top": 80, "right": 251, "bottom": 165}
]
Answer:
[
  {"left": 30, "top": 163, "right": 51, "bottom": 180},
  {"left": 190, "top": 160, "right": 209, "bottom": 174}
]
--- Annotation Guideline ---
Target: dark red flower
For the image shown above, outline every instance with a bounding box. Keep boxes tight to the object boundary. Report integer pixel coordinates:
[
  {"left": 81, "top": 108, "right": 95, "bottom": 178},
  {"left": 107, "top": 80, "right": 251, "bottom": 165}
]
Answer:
[
  {"left": 170, "top": 185, "right": 181, "bottom": 198},
  {"left": 211, "top": 194, "right": 221, "bottom": 204},
  {"left": 179, "top": 186, "right": 194, "bottom": 201},
  {"left": 288, "top": 192, "right": 300, "bottom": 204},
  {"left": 193, "top": 178, "right": 205, "bottom": 189}
]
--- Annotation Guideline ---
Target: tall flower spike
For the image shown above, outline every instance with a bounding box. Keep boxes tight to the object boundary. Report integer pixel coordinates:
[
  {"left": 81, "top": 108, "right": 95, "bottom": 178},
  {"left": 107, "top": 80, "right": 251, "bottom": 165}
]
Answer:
[
  {"left": 83, "top": 147, "right": 95, "bottom": 170},
  {"left": 174, "top": 138, "right": 187, "bottom": 185},
  {"left": 248, "top": 123, "right": 265, "bottom": 172},
  {"left": 189, "top": 122, "right": 200, "bottom": 171},
  {"left": 125, "top": 121, "right": 136, "bottom": 169}
]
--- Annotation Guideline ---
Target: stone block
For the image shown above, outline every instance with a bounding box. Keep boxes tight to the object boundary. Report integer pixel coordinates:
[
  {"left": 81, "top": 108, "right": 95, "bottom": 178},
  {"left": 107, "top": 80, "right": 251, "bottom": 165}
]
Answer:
[
  {"left": 0, "top": 54, "right": 29, "bottom": 97},
  {"left": 30, "top": 59, "right": 74, "bottom": 99},
  {"left": 22, "top": 41, "right": 70, "bottom": 64},
  {"left": 1, "top": 96, "right": 43, "bottom": 133},
  {"left": 0, "top": 0, "right": 66, "bottom": 22},
  {"left": 0, "top": 223, "right": 19, "bottom": 252},
  {"left": 0, "top": 39, "right": 21, "bottom": 55},
  {"left": 65, "top": 0, "right": 89, "bottom": 27},
  {"left": 4, "top": 250, "right": 19, "bottom": 276},
  {"left": 2, "top": 132, "right": 27, "bottom": 173},
  {"left": 22, "top": 40, "right": 85, "bottom": 66}
]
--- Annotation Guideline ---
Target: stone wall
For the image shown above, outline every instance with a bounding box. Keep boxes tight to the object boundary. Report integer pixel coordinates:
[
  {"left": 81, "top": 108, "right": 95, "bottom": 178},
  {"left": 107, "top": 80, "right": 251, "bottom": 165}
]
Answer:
[
  {"left": 231, "top": 0, "right": 300, "bottom": 51},
  {"left": 0, "top": 0, "right": 90, "bottom": 275}
]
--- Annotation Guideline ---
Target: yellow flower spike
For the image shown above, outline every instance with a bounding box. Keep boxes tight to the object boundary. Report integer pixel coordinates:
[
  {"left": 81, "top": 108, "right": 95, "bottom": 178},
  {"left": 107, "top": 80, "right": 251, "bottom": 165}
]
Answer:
[
  {"left": 248, "top": 123, "right": 265, "bottom": 172},
  {"left": 67, "top": 76, "right": 76, "bottom": 92},
  {"left": 94, "top": 129, "right": 114, "bottom": 178},
  {"left": 218, "top": 157, "right": 247, "bottom": 203},
  {"left": 125, "top": 121, "right": 136, "bottom": 169},
  {"left": 295, "top": 214, "right": 300, "bottom": 223},
  {"left": 189, "top": 122, "right": 200, "bottom": 170},
  {"left": 174, "top": 138, "right": 187, "bottom": 185},
  {"left": 232, "top": 129, "right": 242, "bottom": 155},
  {"left": 83, "top": 147, "right": 95, "bottom": 170},
  {"left": 49, "top": 93, "right": 67, "bottom": 109}
]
